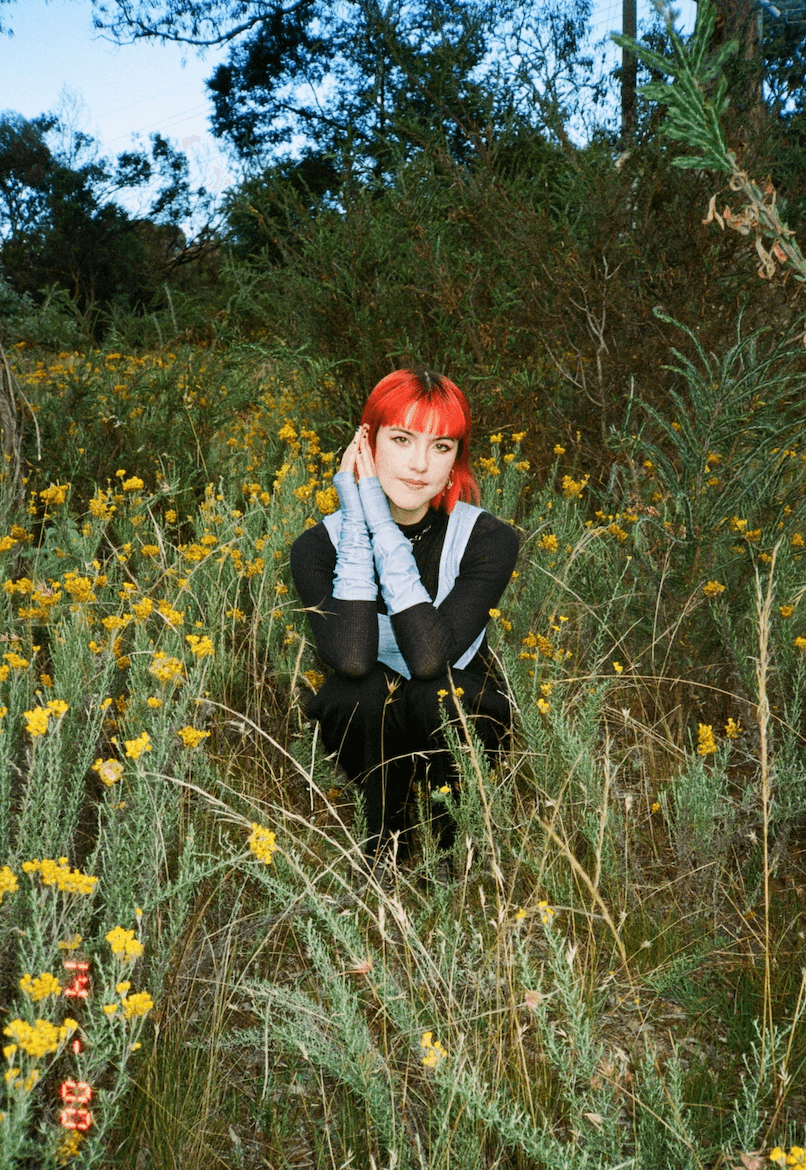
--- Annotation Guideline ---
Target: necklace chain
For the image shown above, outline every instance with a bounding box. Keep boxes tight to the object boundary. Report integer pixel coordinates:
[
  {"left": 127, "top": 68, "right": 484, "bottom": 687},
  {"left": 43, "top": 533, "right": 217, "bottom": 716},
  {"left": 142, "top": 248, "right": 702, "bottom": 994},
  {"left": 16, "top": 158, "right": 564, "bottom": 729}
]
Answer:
[{"left": 407, "top": 522, "right": 433, "bottom": 544}]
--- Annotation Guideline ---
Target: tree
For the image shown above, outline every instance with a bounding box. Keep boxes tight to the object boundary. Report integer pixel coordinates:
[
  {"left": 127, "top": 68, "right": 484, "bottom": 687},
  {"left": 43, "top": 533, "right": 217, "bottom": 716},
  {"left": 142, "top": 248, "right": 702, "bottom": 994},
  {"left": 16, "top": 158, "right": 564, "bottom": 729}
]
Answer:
[
  {"left": 0, "top": 112, "right": 204, "bottom": 326},
  {"left": 91, "top": 0, "right": 600, "bottom": 175}
]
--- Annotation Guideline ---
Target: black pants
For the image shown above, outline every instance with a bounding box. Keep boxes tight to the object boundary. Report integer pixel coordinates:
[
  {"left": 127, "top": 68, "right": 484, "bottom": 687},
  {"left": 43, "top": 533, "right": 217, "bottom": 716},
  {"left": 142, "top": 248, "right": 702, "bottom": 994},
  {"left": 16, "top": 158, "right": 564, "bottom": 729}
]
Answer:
[{"left": 307, "top": 662, "right": 511, "bottom": 853}]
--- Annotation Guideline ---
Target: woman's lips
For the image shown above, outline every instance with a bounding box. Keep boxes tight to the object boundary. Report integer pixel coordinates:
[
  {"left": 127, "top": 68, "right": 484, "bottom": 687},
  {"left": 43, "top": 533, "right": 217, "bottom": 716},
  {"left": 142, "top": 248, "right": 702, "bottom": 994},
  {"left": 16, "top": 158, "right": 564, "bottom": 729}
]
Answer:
[{"left": 401, "top": 479, "right": 427, "bottom": 488}]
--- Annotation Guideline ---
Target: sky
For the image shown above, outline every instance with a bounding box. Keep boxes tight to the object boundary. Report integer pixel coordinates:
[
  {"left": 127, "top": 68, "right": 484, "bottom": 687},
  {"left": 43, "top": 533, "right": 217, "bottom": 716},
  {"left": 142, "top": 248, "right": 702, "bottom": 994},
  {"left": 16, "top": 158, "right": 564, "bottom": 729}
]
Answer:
[{"left": 0, "top": 0, "right": 699, "bottom": 217}]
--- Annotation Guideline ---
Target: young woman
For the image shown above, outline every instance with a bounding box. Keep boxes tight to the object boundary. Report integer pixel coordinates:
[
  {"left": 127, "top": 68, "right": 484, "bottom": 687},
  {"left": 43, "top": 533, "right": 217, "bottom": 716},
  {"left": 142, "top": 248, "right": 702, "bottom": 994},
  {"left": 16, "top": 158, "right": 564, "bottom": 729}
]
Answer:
[{"left": 290, "top": 367, "right": 519, "bottom": 865}]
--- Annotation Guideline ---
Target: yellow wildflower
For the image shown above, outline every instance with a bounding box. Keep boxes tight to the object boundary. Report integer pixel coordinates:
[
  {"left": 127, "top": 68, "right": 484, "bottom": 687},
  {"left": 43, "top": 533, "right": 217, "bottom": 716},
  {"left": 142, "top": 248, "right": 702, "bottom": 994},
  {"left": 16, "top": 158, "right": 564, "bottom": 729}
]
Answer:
[
  {"left": 0, "top": 865, "right": 18, "bottom": 904},
  {"left": 124, "top": 732, "right": 152, "bottom": 760},
  {"left": 149, "top": 652, "right": 184, "bottom": 684},
  {"left": 561, "top": 474, "right": 589, "bottom": 499},
  {"left": 538, "top": 533, "right": 558, "bottom": 552},
  {"left": 92, "top": 758, "right": 124, "bottom": 787},
  {"left": 779, "top": 605, "right": 794, "bottom": 618},
  {"left": 39, "top": 483, "right": 70, "bottom": 507},
  {"left": 703, "top": 580, "right": 726, "bottom": 598},
  {"left": 57, "top": 935, "right": 82, "bottom": 951},
  {"left": 696, "top": 724, "right": 717, "bottom": 756},
  {"left": 185, "top": 633, "right": 214, "bottom": 657},
  {"left": 421, "top": 1031, "right": 447, "bottom": 1067},
  {"left": 23, "top": 858, "right": 97, "bottom": 895},
  {"left": 724, "top": 718, "right": 742, "bottom": 739},
  {"left": 3, "top": 1017, "right": 76, "bottom": 1057},
  {"left": 121, "top": 991, "right": 154, "bottom": 1020},
  {"left": 122, "top": 476, "right": 144, "bottom": 492},
  {"left": 248, "top": 823, "right": 277, "bottom": 865},
  {"left": 177, "top": 726, "right": 210, "bottom": 749},
  {"left": 106, "top": 926, "right": 144, "bottom": 962},
  {"left": 156, "top": 600, "right": 184, "bottom": 627},
  {"left": 316, "top": 487, "right": 339, "bottom": 514},
  {"left": 24, "top": 707, "right": 50, "bottom": 737},
  {"left": 19, "top": 972, "right": 62, "bottom": 1001}
]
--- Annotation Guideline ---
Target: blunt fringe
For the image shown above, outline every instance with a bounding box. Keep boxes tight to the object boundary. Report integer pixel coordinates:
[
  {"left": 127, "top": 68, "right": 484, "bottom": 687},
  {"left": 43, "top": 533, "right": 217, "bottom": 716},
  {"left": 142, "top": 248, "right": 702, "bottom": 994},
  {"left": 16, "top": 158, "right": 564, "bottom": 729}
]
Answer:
[{"left": 360, "top": 368, "right": 479, "bottom": 513}]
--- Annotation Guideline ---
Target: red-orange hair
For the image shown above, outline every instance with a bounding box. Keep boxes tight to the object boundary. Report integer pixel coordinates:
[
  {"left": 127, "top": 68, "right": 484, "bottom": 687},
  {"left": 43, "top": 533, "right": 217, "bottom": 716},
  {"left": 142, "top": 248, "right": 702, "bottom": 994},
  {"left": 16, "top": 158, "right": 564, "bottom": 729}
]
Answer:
[{"left": 360, "top": 368, "right": 479, "bottom": 513}]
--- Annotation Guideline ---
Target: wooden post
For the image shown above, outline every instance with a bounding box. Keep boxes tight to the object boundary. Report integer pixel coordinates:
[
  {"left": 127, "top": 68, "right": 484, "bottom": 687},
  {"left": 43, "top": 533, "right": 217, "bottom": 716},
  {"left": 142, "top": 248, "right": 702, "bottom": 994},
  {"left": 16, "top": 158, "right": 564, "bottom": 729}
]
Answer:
[{"left": 622, "top": 0, "right": 638, "bottom": 142}]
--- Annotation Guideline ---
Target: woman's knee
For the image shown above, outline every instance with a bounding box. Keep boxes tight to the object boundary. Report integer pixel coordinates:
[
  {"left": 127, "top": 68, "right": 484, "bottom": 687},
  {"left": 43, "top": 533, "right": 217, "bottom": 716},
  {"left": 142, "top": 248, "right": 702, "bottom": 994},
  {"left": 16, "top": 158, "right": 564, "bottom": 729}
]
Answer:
[{"left": 308, "top": 665, "right": 403, "bottom": 733}]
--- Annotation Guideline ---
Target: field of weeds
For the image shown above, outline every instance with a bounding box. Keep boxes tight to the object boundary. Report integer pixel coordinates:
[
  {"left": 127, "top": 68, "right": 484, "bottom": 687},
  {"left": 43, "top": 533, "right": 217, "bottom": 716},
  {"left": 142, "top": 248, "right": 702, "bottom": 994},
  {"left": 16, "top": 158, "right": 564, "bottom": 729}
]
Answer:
[{"left": 0, "top": 330, "right": 805, "bottom": 1170}]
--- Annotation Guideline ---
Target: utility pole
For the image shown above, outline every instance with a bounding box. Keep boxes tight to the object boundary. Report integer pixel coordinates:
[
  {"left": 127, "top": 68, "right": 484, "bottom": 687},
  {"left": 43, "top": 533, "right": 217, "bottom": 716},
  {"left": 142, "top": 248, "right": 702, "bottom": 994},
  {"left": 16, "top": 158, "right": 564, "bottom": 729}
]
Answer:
[{"left": 622, "top": 0, "right": 637, "bottom": 142}]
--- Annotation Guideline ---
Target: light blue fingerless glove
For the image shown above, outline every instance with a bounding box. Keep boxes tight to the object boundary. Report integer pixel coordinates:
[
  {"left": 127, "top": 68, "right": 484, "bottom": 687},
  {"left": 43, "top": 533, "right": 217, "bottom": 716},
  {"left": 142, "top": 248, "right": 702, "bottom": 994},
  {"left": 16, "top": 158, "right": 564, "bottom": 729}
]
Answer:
[
  {"left": 331, "top": 470, "right": 376, "bottom": 601},
  {"left": 358, "top": 476, "right": 432, "bottom": 615}
]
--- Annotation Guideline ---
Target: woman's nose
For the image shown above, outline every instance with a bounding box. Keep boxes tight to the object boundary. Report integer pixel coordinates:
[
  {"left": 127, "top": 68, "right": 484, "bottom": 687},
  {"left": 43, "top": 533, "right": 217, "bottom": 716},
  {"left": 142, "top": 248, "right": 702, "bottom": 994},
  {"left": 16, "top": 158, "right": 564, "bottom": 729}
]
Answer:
[{"left": 408, "top": 445, "right": 428, "bottom": 471}]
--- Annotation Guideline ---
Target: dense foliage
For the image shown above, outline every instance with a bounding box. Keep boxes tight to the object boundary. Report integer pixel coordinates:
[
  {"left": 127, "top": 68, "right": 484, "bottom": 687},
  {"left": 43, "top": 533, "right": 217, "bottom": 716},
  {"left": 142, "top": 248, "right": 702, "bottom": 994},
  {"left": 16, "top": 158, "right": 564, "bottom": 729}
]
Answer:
[{"left": 0, "top": 2, "right": 806, "bottom": 1165}]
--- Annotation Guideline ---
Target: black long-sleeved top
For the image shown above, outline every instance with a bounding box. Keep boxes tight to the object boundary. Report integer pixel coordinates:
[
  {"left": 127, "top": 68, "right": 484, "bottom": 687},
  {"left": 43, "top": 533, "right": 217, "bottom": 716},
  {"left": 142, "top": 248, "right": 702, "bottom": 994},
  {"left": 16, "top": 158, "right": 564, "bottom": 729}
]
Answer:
[{"left": 290, "top": 506, "right": 519, "bottom": 681}]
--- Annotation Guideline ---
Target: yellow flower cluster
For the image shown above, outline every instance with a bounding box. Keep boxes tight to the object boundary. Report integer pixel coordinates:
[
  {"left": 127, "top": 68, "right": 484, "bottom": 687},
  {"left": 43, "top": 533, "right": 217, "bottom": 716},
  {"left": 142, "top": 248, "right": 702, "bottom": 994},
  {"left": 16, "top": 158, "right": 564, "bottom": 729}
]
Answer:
[
  {"left": 92, "top": 758, "right": 124, "bottom": 786},
  {"left": 23, "top": 707, "right": 50, "bottom": 737},
  {"left": 3, "top": 1016, "right": 77, "bottom": 1057},
  {"left": 538, "top": 533, "right": 558, "bottom": 552},
  {"left": 185, "top": 633, "right": 214, "bottom": 657},
  {"left": 19, "top": 972, "right": 62, "bottom": 1001},
  {"left": 124, "top": 732, "right": 152, "bottom": 760},
  {"left": 248, "top": 823, "right": 277, "bottom": 865},
  {"left": 62, "top": 571, "right": 96, "bottom": 603},
  {"left": 771, "top": 1148, "right": 806, "bottom": 1169},
  {"left": 538, "top": 900, "right": 555, "bottom": 925},
  {"left": 149, "top": 651, "right": 185, "bottom": 684},
  {"left": 562, "top": 474, "right": 589, "bottom": 499},
  {"left": 156, "top": 599, "right": 184, "bottom": 627},
  {"left": 177, "top": 726, "right": 210, "bottom": 749},
  {"left": 3, "top": 649, "right": 29, "bottom": 669},
  {"left": 106, "top": 926, "right": 144, "bottom": 961},
  {"left": 56, "top": 1129, "right": 85, "bottom": 1163},
  {"left": 121, "top": 990, "right": 154, "bottom": 1020},
  {"left": 478, "top": 456, "right": 500, "bottom": 476},
  {"left": 696, "top": 724, "right": 717, "bottom": 756},
  {"left": 0, "top": 864, "right": 18, "bottom": 904},
  {"left": 421, "top": 1031, "right": 447, "bottom": 1068},
  {"left": 22, "top": 858, "right": 97, "bottom": 895},
  {"left": 316, "top": 486, "right": 339, "bottom": 514},
  {"left": 39, "top": 483, "right": 70, "bottom": 507},
  {"left": 703, "top": 580, "right": 726, "bottom": 597}
]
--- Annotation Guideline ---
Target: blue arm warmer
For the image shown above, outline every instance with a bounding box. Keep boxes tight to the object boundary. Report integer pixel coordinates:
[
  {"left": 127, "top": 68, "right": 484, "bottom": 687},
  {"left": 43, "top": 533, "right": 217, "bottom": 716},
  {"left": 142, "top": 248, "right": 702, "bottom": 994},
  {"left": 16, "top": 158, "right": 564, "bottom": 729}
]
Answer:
[
  {"left": 331, "top": 470, "right": 377, "bottom": 601},
  {"left": 358, "top": 476, "right": 432, "bottom": 615}
]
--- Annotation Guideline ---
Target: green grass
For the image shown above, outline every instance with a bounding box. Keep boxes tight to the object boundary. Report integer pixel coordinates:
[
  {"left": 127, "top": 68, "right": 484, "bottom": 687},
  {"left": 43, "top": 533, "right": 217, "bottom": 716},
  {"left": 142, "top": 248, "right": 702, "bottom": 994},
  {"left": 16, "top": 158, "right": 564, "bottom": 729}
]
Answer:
[{"left": 0, "top": 333, "right": 805, "bottom": 1168}]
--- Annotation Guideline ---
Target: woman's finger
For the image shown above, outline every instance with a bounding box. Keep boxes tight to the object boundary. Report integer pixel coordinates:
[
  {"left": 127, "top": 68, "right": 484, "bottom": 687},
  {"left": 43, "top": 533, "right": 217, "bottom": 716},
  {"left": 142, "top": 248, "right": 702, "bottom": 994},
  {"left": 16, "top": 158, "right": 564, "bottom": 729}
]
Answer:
[{"left": 355, "top": 441, "right": 377, "bottom": 479}]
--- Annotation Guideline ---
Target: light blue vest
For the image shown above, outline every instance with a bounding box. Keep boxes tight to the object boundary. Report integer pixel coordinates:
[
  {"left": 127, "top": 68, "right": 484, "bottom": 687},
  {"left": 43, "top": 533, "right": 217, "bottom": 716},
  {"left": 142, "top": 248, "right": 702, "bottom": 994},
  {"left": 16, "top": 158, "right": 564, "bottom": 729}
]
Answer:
[{"left": 322, "top": 502, "right": 485, "bottom": 679}]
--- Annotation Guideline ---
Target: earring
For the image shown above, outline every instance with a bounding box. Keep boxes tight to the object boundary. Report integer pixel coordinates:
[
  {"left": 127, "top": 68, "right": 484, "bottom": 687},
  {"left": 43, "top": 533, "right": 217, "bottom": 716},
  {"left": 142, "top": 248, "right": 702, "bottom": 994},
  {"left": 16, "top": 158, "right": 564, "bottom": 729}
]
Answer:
[{"left": 447, "top": 473, "right": 454, "bottom": 490}]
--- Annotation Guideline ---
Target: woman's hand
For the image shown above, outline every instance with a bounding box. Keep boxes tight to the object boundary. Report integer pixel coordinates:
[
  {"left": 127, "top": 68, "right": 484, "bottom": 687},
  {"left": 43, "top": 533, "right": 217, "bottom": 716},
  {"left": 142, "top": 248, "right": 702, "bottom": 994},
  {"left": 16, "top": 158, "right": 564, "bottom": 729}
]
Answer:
[
  {"left": 354, "top": 426, "right": 378, "bottom": 480},
  {"left": 339, "top": 425, "right": 378, "bottom": 481},
  {"left": 339, "top": 426, "right": 362, "bottom": 478}
]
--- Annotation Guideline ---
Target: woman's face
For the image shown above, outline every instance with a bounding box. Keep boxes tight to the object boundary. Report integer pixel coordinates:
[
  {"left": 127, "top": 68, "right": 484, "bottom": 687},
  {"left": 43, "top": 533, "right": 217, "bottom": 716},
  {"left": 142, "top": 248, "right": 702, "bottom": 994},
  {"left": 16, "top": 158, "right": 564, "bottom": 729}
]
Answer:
[{"left": 373, "top": 423, "right": 458, "bottom": 524}]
